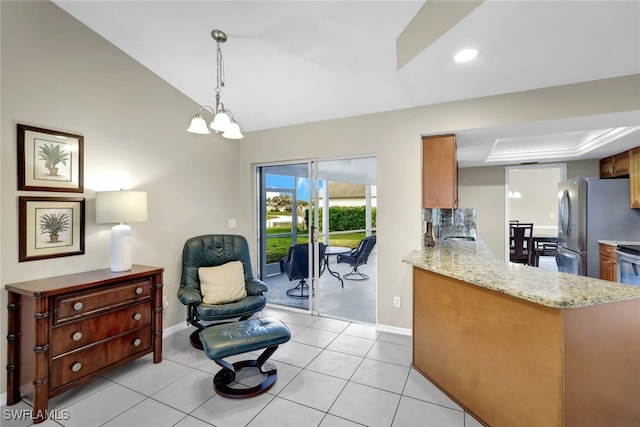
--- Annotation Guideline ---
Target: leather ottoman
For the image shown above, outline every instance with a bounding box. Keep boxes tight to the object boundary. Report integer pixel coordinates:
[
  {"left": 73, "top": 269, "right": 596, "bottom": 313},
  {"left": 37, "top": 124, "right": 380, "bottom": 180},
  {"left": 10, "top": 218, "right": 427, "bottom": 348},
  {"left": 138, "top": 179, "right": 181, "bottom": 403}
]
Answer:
[{"left": 199, "top": 317, "right": 291, "bottom": 398}]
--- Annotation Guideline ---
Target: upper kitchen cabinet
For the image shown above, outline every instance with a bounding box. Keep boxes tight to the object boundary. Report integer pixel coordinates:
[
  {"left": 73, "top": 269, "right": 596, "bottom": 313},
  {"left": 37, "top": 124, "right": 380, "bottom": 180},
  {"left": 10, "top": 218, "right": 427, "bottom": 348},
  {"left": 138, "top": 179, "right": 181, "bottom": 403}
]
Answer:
[
  {"left": 422, "top": 134, "right": 458, "bottom": 208},
  {"left": 599, "top": 151, "right": 630, "bottom": 178},
  {"left": 630, "top": 147, "right": 640, "bottom": 208}
]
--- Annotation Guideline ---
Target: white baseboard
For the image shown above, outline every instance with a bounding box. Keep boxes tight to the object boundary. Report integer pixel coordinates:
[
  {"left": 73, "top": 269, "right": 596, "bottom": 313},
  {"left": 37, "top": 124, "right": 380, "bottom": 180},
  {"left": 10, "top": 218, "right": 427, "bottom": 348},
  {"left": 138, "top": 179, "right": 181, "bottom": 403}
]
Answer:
[
  {"left": 375, "top": 324, "right": 412, "bottom": 336},
  {"left": 162, "top": 321, "right": 190, "bottom": 337}
]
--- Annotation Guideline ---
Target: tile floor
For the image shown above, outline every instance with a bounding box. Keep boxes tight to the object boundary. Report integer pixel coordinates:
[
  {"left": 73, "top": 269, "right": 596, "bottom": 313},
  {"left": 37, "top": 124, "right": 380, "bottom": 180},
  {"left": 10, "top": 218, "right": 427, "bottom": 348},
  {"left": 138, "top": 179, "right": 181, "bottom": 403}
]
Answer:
[{"left": 2, "top": 307, "right": 484, "bottom": 427}]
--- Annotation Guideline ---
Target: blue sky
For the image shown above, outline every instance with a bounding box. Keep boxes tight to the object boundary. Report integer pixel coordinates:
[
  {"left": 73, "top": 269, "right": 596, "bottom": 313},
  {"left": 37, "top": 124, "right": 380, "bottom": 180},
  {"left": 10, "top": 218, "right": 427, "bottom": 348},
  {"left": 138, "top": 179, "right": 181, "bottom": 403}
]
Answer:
[{"left": 266, "top": 174, "right": 324, "bottom": 201}]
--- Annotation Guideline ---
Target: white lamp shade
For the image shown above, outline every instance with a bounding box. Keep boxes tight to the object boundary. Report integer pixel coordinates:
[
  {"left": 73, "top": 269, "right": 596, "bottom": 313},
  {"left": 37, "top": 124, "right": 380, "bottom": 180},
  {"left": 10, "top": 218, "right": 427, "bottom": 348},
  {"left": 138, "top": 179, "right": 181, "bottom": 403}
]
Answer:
[
  {"left": 211, "top": 111, "right": 231, "bottom": 132},
  {"left": 96, "top": 191, "right": 148, "bottom": 224},
  {"left": 187, "top": 116, "right": 211, "bottom": 134},
  {"left": 222, "top": 121, "right": 244, "bottom": 139}
]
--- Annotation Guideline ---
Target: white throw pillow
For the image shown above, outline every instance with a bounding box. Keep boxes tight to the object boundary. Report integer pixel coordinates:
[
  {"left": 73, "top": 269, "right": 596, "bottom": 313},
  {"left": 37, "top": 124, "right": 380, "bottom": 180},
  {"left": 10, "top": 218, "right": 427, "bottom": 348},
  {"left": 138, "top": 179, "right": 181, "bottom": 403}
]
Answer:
[{"left": 198, "top": 261, "right": 247, "bottom": 305}]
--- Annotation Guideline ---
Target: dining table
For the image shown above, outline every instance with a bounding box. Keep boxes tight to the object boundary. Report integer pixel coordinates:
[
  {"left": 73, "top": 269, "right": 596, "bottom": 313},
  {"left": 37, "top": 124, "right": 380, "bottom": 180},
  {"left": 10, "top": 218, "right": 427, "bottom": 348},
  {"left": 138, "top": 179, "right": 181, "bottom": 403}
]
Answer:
[{"left": 323, "top": 246, "right": 352, "bottom": 287}]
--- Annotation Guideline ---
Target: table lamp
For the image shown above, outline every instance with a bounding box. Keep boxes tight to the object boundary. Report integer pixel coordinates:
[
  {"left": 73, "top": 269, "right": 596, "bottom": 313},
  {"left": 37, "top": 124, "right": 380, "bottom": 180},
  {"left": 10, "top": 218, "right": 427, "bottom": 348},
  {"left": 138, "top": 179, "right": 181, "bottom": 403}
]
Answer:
[{"left": 95, "top": 190, "right": 148, "bottom": 272}]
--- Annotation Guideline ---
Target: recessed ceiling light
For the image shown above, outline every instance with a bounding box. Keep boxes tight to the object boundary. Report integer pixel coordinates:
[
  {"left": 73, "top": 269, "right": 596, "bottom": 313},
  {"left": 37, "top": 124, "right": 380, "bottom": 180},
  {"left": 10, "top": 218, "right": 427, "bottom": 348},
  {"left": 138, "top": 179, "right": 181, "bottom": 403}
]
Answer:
[{"left": 454, "top": 48, "right": 478, "bottom": 63}]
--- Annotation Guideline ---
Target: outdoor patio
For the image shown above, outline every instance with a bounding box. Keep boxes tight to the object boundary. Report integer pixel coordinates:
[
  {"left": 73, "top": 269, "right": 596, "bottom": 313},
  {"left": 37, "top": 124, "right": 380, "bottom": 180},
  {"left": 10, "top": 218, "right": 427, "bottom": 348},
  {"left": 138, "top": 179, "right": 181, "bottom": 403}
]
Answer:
[{"left": 263, "top": 247, "right": 377, "bottom": 325}]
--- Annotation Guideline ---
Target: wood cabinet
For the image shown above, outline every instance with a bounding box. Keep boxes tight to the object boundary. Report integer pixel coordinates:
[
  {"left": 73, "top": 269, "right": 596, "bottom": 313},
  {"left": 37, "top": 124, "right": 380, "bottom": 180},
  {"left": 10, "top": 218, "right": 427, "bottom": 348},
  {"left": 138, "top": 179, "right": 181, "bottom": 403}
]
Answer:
[
  {"left": 422, "top": 134, "right": 457, "bottom": 208},
  {"left": 5, "top": 265, "right": 163, "bottom": 423},
  {"left": 599, "top": 243, "right": 618, "bottom": 281},
  {"left": 600, "top": 151, "right": 630, "bottom": 178},
  {"left": 630, "top": 147, "right": 640, "bottom": 208}
]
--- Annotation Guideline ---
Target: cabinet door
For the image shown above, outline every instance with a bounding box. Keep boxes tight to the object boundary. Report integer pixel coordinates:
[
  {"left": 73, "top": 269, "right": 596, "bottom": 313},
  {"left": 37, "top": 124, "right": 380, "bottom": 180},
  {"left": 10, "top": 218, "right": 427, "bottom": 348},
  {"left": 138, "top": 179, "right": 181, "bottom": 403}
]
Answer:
[
  {"left": 630, "top": 147, "right": 640, "bottom": 208},
  {"left": 600, "top": 156, "right": 614, "bottom": 178},
  {"left": 613, "top": 152, "right": 630, "bottom": 176},
  {"left": 599, "top": 244, "right": 617, "bottom": 281},
  {"left": 422, "top": 134, "right": 457, "bottom": 208}
]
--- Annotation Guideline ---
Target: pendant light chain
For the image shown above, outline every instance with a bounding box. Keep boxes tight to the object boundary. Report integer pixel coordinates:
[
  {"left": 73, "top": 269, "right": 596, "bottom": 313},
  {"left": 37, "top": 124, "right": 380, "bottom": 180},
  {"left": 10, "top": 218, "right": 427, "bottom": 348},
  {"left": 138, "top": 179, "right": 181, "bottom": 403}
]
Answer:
[{"left": 216, "top": 40, "right": 225, "bottom": 94}]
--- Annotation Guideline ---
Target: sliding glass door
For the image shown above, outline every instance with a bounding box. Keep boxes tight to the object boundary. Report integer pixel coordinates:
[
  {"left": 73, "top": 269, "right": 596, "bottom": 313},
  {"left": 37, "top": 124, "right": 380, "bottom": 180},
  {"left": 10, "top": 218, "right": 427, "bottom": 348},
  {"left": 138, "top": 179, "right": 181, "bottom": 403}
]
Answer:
[
  {"left": 257, "top": 162, "right": 322, "bottom": 313},
  {"left": 257, "top": 157, "right": 377, "bottom": 322}
]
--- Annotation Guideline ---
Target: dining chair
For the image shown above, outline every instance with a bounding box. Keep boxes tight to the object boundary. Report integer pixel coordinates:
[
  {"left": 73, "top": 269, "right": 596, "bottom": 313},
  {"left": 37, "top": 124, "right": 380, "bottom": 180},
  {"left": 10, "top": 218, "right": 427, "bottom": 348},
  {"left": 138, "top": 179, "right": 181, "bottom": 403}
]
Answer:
[
  {"left": 533, "top": 240, "right": 559, "bottom": 268},
  {"left": 509, "top": 223, "right": 534, "bottom": 265}
]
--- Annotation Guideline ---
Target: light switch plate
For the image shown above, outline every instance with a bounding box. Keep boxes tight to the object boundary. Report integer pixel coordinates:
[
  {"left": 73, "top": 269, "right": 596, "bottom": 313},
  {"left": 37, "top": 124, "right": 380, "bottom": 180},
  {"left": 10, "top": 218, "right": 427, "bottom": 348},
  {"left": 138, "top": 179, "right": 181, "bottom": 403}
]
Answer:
[{"left": 228, "top": 218, "right": 237, "bottom": 229}]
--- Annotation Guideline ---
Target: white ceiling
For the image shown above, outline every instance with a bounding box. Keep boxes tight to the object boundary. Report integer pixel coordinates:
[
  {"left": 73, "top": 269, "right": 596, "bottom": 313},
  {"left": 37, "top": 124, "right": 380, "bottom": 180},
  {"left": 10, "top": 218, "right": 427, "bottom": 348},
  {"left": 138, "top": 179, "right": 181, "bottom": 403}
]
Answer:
[{"left": 53, "top": 0, "right": 640, "bottom": 168}]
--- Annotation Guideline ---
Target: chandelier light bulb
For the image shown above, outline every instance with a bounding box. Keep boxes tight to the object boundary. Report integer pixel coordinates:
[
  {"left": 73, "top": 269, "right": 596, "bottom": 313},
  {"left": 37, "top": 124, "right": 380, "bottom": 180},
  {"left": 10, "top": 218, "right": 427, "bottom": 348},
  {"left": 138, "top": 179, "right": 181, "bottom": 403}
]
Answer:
[
  {"left": 187, "top": 116, "right": 211, "bottom": 134},
  {"left": 211, "top": 110, "right": 231, "bottom": 132},
  {"left": 222, "top": 121, "right": 244, "bottom": 140}
]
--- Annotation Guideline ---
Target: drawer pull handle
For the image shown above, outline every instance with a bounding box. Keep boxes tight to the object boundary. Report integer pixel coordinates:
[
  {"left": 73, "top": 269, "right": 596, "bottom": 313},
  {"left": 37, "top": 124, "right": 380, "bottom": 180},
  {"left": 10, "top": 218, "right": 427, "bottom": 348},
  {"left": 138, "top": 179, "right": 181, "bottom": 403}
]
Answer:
[
  {"left": 71, "top": 362, "right": 82, "bottom": 372},
  {"left": 72, "top": 332, "right": 82, "bottom": 341},
  {"left": 133, "top": 313, "right": 142, "bottom": 321},
  {"left": 73, "top": 302, "right": 83, "bottom": 311},
  {"left": 135, "top": 287, "right": 143, "bottom": 295},
  {"left": 133, "top": 338, "right": 142, "bottom": 347}
]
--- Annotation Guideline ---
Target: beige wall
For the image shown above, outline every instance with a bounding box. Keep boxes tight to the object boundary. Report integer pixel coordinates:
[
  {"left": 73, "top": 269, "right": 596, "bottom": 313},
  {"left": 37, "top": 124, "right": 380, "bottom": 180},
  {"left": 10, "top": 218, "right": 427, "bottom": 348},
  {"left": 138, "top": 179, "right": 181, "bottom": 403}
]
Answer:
[
  {"left": 1, "top": 0, "right": 637, "bottom": 399},
  {"left": 236, "top": 85, "right": 630, "bottom": 332},
  {"left": 0, "top": 1, "right": 242, "bottom": 396}
]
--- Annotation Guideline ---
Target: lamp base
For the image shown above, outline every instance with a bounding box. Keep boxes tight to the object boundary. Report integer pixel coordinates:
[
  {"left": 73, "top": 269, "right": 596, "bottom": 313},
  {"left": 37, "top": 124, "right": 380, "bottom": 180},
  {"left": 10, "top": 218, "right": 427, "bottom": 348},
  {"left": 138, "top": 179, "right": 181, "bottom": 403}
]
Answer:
[{"left": 111, "top": 223, "right": 132, "bottom": 272}]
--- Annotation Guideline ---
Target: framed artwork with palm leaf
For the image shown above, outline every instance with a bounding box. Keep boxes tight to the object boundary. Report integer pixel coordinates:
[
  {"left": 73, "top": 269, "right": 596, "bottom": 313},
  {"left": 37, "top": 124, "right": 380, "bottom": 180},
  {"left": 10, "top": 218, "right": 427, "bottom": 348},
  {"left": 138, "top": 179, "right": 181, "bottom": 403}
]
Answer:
[
  {"left": 19, "top": 196, "right": 85, "bottom": 262},
  {"left": 17, "top": 124, "right": 83, "bottom": 192}
]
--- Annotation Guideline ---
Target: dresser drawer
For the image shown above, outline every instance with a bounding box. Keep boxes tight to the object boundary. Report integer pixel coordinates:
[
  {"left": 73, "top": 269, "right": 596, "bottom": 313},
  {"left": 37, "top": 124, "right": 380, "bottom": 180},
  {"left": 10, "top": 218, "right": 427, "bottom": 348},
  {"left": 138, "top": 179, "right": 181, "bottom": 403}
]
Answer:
[
  {"left": 50, "top": 326, "right": 151, "bottom": 390},
  {"left": 54, "top": 279, "right": 151, "bottom": 324},
  {"left": 51, "top": 301, "right": 151, "bottom": 357}
]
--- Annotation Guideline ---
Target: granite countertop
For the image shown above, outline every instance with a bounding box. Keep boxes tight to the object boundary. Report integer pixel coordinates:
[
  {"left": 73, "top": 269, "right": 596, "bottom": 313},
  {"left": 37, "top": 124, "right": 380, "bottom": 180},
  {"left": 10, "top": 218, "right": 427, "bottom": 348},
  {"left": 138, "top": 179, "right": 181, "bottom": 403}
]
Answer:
[{"left": 402, "top": 238, "right": 640, "bottom": 308}]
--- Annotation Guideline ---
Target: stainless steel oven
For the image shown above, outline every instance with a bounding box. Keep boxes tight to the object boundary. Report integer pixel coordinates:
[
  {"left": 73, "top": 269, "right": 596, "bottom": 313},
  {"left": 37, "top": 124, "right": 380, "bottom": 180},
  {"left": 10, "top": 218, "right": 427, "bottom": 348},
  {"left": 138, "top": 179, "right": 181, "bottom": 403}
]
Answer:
[{"left": 617, "top": 245, "right": 640, "bottom": 286}]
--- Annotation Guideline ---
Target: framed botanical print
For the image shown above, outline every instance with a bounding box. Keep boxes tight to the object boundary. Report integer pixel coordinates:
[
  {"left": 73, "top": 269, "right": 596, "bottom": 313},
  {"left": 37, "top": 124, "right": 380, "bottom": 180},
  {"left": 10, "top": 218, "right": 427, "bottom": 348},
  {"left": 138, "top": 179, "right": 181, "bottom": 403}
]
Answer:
[
  {"left": 19, "top": 196, "right": 85, "bottom": 262},
  {"left": 17, "top": 124, "right": 84, "bottom": 192}
]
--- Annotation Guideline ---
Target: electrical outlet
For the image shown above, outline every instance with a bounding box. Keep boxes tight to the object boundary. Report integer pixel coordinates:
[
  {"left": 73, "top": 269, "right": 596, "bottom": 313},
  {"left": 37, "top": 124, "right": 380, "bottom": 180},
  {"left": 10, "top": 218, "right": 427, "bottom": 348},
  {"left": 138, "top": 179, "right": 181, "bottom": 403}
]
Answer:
[
  {"left": 393, "top": 296, "right": 401, "bottom": 308},
  {"left": 162, "top": 296, "right": 169, "bottom": 309}
]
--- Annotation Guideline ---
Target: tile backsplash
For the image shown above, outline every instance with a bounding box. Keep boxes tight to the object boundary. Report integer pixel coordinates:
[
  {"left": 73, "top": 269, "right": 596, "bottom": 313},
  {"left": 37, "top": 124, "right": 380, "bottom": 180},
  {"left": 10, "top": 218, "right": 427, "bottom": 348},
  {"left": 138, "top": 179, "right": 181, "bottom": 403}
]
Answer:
[{"left": 422, "top": 208, "right": 477, "bottom": 246}]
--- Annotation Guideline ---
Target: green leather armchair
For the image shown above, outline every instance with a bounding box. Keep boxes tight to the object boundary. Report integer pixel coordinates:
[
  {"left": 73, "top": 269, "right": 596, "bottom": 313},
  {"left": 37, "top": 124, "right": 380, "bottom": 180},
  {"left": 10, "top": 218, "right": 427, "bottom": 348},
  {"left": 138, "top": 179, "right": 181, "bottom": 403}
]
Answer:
[{"left": 177, "top": 234, "right": 268, "bottom": 348}]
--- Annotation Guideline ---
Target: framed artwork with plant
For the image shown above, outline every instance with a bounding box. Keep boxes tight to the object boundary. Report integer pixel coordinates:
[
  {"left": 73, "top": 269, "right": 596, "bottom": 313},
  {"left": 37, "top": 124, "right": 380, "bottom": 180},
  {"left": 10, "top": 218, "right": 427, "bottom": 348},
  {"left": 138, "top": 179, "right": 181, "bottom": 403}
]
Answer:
[
  {"left": 19, "top": 196, "right": 85, "bottom": 262},
  {"left": 17, "top": 124, "right": 84, "bottom": 192}
]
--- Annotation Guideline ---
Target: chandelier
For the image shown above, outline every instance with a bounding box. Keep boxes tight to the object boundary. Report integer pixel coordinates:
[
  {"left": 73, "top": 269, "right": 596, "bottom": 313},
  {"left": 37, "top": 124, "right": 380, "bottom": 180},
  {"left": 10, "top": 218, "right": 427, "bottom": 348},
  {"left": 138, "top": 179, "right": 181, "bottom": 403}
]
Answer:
[{"left": 187, "top": 29, "right": 243, "bottom": 139}]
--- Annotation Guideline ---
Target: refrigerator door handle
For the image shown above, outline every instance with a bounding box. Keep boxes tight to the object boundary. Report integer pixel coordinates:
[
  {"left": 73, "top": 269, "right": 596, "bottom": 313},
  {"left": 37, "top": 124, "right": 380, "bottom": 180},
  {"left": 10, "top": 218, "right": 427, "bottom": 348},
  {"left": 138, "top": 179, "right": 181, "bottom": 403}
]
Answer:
[
  {"left": 559, "top": 189, "right": 570, "bottom": 237},
  {"left": 559, "top": 250, "right": 578, "bottom": 260}
]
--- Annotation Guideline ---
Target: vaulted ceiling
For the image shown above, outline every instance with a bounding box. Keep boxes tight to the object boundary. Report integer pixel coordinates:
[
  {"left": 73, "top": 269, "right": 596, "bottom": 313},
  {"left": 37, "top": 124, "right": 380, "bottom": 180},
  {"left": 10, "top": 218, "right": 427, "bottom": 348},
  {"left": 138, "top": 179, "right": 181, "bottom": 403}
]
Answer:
[{"left": 53, "top": 0, "right": 640, "bottom": 167}]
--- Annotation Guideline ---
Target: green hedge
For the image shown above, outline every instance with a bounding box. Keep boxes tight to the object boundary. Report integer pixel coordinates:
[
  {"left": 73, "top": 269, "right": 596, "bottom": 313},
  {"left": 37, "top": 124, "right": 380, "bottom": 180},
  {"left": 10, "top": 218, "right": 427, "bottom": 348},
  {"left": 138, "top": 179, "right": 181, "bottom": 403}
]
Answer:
[
  {"left": 265, "top": 232, "right": 368, "bottom": 264},
  {"left": 304, "top": 206, "right": 376, "bottom": 231},
  {"left": 264, "top": 207, "right": 376, "bottom": 263}
]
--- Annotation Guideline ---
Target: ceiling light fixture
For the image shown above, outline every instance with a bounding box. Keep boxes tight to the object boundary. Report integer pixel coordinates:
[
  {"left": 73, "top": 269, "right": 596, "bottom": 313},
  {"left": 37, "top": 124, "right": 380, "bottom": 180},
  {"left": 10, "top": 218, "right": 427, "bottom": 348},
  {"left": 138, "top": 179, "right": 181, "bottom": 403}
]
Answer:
[
  {"left": 454, "top": 48, "right": 478, "bottom": 63},
  {"left": 187, "top": 29, "right": 243, "bottom": 139}
]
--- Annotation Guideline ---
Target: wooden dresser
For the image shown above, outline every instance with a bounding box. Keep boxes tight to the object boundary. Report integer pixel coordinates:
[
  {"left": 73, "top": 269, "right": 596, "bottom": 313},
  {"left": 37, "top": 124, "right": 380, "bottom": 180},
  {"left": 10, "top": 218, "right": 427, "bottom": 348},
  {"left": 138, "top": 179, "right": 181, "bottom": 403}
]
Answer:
[{"left": 5, "top": 265, "right": 163, "bottom": 423}]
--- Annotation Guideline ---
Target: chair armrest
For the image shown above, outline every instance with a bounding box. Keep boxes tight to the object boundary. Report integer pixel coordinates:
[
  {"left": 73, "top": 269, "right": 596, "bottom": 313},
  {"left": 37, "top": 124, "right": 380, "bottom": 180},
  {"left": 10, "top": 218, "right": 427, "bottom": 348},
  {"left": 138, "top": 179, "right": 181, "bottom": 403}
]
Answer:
[
  {"left": 246, "top": 278, "right": 269, "bottom": 295},
  {"left": 177, "top": 288, "right": 202, "bottom": 305}
]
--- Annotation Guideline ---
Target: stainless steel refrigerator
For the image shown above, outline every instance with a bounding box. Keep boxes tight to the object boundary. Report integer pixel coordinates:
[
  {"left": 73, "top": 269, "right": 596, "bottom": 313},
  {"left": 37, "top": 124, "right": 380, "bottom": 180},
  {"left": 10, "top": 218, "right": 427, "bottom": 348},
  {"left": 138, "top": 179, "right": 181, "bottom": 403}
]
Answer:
[{"left": 557, "top": 177, "right": 640, "bottom": 278}]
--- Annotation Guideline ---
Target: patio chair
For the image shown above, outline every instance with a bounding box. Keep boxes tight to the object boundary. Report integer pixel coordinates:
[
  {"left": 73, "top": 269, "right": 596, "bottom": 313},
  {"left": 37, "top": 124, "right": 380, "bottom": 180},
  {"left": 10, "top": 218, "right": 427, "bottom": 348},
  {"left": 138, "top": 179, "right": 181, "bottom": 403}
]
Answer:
[
  {"left": 337, "top": 235, "right": 377, "bottom": 280},
  {"left": 280, "top": 243, "right": 326, "bottom": 298}
]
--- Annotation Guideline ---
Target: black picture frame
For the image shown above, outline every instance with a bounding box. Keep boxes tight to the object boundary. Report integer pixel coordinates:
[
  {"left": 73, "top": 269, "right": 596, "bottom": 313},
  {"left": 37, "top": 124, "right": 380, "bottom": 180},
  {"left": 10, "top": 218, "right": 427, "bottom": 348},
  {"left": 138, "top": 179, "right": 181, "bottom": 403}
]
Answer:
[
  {"left": 17, "top": 124, "right": 84, "bottom": 192},
  {"left": 19, "top": 196, "right": 85, "bottom": 262}
]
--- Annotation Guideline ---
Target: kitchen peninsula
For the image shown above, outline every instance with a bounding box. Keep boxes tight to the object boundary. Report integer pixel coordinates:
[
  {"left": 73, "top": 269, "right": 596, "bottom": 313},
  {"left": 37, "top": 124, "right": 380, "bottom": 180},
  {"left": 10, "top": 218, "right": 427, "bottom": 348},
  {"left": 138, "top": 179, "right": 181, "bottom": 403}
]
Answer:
[{"left": 403, "top": 239, "right": 640, "bottom": 427}]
